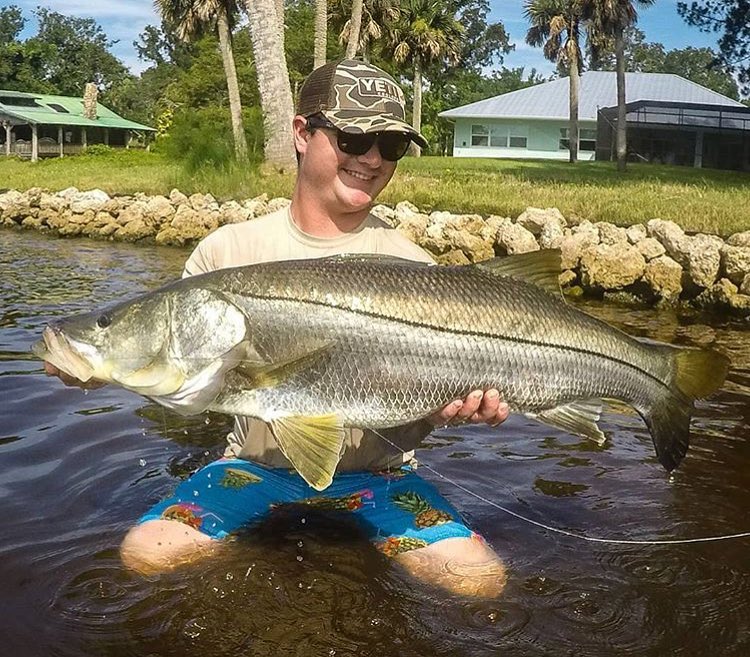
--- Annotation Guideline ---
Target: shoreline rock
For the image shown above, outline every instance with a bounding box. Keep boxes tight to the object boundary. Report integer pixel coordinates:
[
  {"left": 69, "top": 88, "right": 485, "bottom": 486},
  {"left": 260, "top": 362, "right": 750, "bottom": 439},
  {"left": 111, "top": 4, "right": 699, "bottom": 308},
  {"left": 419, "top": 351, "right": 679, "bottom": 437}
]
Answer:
[{"left": 1, "top": 188, "right": 749, "bottom": 317}]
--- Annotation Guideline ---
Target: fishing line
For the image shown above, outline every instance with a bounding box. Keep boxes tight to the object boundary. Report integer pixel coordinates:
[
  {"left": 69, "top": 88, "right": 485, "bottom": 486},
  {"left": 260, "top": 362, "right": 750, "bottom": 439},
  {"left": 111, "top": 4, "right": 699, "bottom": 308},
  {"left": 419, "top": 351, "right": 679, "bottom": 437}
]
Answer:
[{"left": 370, "top": 429, "right": 750, "bottom": 546}]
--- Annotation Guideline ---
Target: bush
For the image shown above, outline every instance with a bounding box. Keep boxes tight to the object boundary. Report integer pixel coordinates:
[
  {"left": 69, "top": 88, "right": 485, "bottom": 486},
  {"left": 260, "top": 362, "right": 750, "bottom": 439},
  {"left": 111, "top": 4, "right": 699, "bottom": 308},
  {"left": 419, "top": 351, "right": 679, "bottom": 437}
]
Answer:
[
  {"left": 161, "top": 105, "right": 264, "bottom": 173},
  {"left": 82, "top": 144, "right": 115, "bottom": 156}
]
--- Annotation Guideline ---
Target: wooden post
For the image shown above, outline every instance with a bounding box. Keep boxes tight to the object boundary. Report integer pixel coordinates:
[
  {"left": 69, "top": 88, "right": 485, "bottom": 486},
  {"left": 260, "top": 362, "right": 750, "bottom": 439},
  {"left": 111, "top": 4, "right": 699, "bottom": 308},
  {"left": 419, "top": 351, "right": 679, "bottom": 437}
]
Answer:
[
  {"left": 58, "top": 126, "right": 64, "bottom": 158},
  {"left": 125, "top": 130, "right": 130, "bottom": 149},
  {"left": 82, "top": 127, "right": 87, "bottom": 149},
  {"left": 4, "top": 123, "right": 10, "bottom": 156},
  {"left": 31, "top": 123, "right": 38, "bottom": 162},
  {"left": 104, "top": 128, "right": 109, "bottom": 146}
]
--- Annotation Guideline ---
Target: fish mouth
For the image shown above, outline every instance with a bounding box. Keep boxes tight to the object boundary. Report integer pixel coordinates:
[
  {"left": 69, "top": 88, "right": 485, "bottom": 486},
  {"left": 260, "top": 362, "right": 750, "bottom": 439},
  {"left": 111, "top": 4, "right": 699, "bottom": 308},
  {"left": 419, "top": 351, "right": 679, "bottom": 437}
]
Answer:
[{"left": 32, "top": 325, "right": 96, "bottom": 382}]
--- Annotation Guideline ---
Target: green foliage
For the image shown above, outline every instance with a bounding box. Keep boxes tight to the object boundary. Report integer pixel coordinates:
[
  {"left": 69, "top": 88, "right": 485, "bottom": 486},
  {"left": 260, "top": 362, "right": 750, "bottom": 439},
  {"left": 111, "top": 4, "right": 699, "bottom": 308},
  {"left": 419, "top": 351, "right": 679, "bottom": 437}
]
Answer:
[
  {"left": 592, "top": 27, "right": 740, "bottom": 99},
  {"left": 678, "top": 1, "right": 750, "bottom": 93},
  {"left": 161, "top": 105, "right": 263, "bottom": 172},
  {"left": 82, "top": 144, "right": 115, "bottom": 156},
  {"left": 0, "top": 5, "right": 24, "bottom": 44}
]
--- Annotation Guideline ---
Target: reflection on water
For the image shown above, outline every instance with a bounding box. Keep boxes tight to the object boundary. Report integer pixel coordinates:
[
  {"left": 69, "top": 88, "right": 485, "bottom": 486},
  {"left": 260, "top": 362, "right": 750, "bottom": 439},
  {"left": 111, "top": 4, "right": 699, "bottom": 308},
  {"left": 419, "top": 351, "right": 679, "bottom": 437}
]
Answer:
[{"left": 1, "top": 228, "right": 749, "bottom": 656}]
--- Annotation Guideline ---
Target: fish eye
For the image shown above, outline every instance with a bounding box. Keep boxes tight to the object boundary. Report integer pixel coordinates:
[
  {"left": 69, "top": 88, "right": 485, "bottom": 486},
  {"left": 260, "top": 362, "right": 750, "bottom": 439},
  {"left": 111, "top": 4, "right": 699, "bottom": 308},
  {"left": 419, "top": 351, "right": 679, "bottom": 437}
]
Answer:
[{"left": 96, "top": 314, "right": 112, "bottom": 329}]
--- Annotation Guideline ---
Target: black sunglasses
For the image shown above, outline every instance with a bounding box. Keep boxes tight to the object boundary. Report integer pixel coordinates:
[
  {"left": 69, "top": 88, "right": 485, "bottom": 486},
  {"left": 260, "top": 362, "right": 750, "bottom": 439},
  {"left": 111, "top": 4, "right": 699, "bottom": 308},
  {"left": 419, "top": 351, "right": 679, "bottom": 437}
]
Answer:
[{"left": 306, "top": 115, "right": 412, "bottom": 162}]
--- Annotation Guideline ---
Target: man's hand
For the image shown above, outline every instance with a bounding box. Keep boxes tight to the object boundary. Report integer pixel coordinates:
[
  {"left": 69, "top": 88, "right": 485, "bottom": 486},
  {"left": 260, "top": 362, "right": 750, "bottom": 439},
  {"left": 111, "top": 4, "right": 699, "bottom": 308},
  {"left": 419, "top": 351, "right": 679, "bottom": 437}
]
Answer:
[
  {"left": 44, "top": 362, "right": 106, "bottom": 390},
  {"left": 427, "top": 389, "right": 509, "bottom": 428}
]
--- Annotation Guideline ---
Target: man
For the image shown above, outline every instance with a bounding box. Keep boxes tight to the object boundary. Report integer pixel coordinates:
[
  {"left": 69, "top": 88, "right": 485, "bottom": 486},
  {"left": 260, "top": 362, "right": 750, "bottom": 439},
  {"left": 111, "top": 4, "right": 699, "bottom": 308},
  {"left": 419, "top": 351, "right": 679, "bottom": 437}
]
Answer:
[{"left": 51, "top": 60, "right": 510, "bottom": 597}]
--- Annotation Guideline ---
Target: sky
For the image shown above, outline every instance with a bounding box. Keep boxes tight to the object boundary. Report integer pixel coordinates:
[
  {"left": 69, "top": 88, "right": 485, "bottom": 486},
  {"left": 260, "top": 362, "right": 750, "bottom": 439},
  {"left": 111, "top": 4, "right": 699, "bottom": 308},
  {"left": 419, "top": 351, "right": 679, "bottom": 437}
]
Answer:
[{"left": 13, "top": 0, "right": 723, "bottom": 77}]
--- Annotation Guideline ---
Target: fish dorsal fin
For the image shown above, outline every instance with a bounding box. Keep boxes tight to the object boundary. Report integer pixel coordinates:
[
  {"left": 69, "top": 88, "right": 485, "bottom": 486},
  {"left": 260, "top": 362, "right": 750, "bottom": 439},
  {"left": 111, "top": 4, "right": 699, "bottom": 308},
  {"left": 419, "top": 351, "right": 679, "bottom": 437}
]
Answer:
[
  {"left": 528, "top": 400, "right": 606, "bottom": 445},
  {"left": 476, "top": 250, "right": 562, "bottom": 297},
  {"left": 236, "top": 343, "right": 333, "bottom": 389},
  {"left": 270, "top": 414, "right": 346, "bottom": 490}
]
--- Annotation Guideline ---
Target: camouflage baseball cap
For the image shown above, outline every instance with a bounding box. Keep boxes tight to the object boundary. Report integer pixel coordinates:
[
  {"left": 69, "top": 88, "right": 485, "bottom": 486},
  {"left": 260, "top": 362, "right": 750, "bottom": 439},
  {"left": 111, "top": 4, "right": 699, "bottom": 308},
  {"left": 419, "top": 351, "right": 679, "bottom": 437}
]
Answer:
[{"left": 297, "top": 59, "right": 428, "bottom": 149}]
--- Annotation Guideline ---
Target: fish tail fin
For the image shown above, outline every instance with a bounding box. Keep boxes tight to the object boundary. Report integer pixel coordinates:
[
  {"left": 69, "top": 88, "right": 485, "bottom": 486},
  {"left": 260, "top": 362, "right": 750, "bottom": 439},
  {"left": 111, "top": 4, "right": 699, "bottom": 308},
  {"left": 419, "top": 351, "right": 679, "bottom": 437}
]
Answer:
[{"left": 641, "top": 346, "right": 729, "bottom": 472}]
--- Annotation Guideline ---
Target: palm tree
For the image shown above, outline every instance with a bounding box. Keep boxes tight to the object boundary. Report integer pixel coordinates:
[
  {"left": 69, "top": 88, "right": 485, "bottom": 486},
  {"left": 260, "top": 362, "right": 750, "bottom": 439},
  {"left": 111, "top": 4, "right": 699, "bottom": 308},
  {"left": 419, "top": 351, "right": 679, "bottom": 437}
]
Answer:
[
  {"left": 314, "top": 0, "right": 327, "bottom": 67},
  {"left": 581, "top": 0, "right": 655, "bottom": 171},
  {"left": 391, "top": 0, "right": 464, "bottom": 156},
  {"left": 330, "top": 0, "right": 400, "bottom": 63},
  {"left": 155, "top": 0, "right": 249, "bottom": 161},
  {"left": 525, "top": 0, "right": 584, "bottom": 163},
  {"left": 345, "top": 0, "right": 363, "bottom": 58},
  {"left": 242, "top": 0, "right": 296, "bottom": 169}
]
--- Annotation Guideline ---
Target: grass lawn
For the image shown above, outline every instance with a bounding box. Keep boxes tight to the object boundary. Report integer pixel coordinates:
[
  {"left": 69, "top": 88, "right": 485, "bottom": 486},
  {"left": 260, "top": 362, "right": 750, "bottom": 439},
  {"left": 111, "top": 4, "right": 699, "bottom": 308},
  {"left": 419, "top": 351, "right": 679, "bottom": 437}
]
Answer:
[{"left": 1, "top": 150, "right": 748, "bottom": 235}]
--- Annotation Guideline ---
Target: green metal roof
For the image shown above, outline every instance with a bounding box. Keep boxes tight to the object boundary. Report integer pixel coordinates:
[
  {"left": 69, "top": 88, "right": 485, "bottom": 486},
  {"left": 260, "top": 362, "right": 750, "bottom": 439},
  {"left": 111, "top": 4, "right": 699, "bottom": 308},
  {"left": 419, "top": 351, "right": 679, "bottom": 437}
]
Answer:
[{"left": 0, "top": 90, "right": 155, "bottom": 131}]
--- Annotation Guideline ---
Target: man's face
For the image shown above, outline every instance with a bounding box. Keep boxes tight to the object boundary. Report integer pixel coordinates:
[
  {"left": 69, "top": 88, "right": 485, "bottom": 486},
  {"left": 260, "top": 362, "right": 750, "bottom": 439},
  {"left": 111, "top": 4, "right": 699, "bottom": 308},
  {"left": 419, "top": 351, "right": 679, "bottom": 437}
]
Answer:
[{"left": 294, "top": 116, "right": 398, "bottom": 215}]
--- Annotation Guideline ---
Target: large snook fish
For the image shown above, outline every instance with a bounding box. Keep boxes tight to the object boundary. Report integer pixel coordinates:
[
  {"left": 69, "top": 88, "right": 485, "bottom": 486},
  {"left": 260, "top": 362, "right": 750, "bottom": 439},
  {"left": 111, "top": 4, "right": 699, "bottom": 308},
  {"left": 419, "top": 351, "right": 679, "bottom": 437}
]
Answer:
[{"left": 33, "top": 251, "right": 729, "bottom": 490}]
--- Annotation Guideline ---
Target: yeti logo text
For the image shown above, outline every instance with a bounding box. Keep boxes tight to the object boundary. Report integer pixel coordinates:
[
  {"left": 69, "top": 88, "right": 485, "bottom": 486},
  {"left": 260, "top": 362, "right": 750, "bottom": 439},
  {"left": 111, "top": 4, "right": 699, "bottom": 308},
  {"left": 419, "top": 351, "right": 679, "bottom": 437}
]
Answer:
[{"left": 358, "top": 78, "right": 403, "bottom": 102}]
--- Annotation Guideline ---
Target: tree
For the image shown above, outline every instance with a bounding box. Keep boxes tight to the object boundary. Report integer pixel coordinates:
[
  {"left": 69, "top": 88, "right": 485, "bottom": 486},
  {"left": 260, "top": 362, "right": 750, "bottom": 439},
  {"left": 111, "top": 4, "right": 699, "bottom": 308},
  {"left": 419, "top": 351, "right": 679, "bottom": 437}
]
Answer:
[
  {"left": 525, "top": 0, "right": 584, "bottom": 163},
  {"left": 582, "top": 0, "right": 655, "bottom": 172},
  {"left": 242, "top": 0, "right": 296, "bottom": 169},
  {"left": 663, "top": 47, "right": 740, "bottom": 100},
  {"left": 391, "top": 0, "right": 464, "bottom": 156},
  {"left": 155, "top": 0, "right": 249, "bottom": 161},
  {"left": 678, "top": 1, "right": 750, "bottom": 93},
  {"left": 29, "top": 9, "right": 130, "bottom": 96},
  {"left": 0, "top": 5, "right": 24, "bottom": 45},
  {"left": 589, "top": 26, "right": 665, "bottom": 71},
  {"left": 330, "top": 0, "right": 400, "bottom": 63},
  {"left": 314, "top": 0, "right": 327, "bottom": 67}
]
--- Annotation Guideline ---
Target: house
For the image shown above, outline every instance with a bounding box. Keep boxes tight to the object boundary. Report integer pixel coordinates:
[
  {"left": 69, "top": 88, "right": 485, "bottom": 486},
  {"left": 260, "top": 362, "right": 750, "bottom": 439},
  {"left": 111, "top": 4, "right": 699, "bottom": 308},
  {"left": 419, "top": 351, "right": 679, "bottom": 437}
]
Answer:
[
  {"left": 0, "top": 84, "right": 155, "bottom": 162},
  {"left": 439, "top": 71, "right": 750, "bottom": 170}
]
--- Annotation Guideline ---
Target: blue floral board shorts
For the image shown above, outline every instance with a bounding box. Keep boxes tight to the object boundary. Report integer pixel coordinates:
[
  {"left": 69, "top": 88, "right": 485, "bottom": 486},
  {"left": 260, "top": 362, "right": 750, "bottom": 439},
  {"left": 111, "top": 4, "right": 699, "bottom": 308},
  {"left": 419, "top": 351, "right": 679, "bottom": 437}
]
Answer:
[{"left": 139, "top": 459, "right": 481, "bottom": 556}]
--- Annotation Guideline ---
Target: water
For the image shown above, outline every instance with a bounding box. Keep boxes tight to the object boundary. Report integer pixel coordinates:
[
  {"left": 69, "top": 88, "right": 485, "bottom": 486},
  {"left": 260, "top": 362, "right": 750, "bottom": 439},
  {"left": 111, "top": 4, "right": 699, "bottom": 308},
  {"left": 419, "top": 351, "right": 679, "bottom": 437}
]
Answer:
[{"left": 1, "top": 228, "right": 749, "bottom": 656}]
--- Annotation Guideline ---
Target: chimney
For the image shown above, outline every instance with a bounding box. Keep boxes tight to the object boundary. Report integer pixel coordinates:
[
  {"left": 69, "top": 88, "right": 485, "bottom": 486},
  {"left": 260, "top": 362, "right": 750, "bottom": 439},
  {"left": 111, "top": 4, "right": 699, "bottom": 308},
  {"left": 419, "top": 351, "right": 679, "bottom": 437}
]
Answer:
[{"left": 83, "top": 83, "right": 98, "bottom": 120}]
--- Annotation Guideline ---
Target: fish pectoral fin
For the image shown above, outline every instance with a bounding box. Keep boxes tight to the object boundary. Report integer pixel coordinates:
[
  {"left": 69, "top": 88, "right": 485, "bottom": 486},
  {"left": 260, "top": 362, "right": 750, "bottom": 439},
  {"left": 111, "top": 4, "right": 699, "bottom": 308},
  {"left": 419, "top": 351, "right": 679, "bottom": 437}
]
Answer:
[
  {"left": 270, "top": 414, "right": 346, "bottom": 491},
  {"left": 476, "top": 250, "right": 563, "bottom": 297},
  {"left": 117, "top": 361, "right": 186, "bottom": 396},
  {"left": 235, "top": 343, "right": 334, "bottom": 389},
  {"left": 529, "top": 400, "right": 606, "bottom": 445}
]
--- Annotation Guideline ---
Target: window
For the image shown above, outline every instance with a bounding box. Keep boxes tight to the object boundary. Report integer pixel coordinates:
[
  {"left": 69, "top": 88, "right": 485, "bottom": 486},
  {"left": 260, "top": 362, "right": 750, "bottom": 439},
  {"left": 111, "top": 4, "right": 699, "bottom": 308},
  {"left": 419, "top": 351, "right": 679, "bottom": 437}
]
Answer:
[
  {"left": 579, "top": 128, "right": 596, "bottom": 151},
  {"left": 47, "top": 103, "right": 69, "bottom": 113},
  {"left": 470, "top": 124, "right": 488, "bottom": 146},
  {"left": 490, "top": 127, "right": 507, "bottom": 147},
  {"left": 472, "top": 124, "right": 527, "bottom": 149},
  {"left": 560, "top": 127, "right": 596, "bottom": 151}
]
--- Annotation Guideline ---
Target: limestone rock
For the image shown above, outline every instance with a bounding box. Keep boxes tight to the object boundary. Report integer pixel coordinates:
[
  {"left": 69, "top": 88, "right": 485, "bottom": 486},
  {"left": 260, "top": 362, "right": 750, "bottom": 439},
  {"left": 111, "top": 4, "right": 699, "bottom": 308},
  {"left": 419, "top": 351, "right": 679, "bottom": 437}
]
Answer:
[
  {"left": 449, "top": 231, "right": 494, "bottom": 263},
  {"left": 168, "top": 188, "right": 189, "bottom": 205},
  {"left": 647, "top": 218, "right": 686, "bottom": 255},
  {"left": 636, "top": 237, "right": 666, "bottom": 261},
  {"left": 396, "top": 213, "right": 429, "bottom": 244},
  {"left": 495, "top": 222, "right": 539, "bottom": 255},
  {"left": 393, "top": 200, "right": 420, "bottom": 224},
  {"left": 740, "top": 273, "right": 750, "bottom": 296},
  {"left": 626, "top": 224, "right": 648, "bottom": 244},
  {"left": 539, "top": 220, "right": 565, "bottom": 249},
  {"left": 266, "top": 197, "right": 290, "bottom": 213},
  {"left": 559, "top": 229, "right": 599, "bottom": 270},
  {"left": 643, "top": 255, "right": 683, "bottom": 300},
  {"left": 0, "top": 189, "right": 31, "bottom": 220},
  {"left": 370, "top": 203, "right": 395, "bottom": 225},
  {"left": 558, "top": 269, "right": 577, "bottom": 287},
  {"left": 672, "top": 234, "right": 722, "bottom": 289},
  {"left": 70, "top": 189, "right": 110, "bottom": 214},
  {"left": 720, "top": 244, "right": 750, "bottom": 285},
  {"left": 579, "top": 244, "right": 646, "bottom": 290},
  {"left": 436, "top": 249, "right": 471, "bottom": 266},
  {"left": 242, "top": 194, "right": 269, "bottom": 218},
  {"left": 170, "top": 204, "right": 219, "bottom": 242},
  {"left": 695, "top": 278, "right": 737, "bottom": 309},
  {"left": 727, "top": 230, "right": 750, "bottom": 248},
  {"left": 597, "top": 222, "right": 628, "bottom": 245},
  {"left": 144, "top": 195, "right": 175, "bottom": 223},
  {"left": 516, "top": 207, "right": 566, "bottom": 234},
  {"left": 481, "top": 215, "right": 512, "bottom": 243},
  {"left": 218, "top": 200, "right": 252, "bottom": 225}
]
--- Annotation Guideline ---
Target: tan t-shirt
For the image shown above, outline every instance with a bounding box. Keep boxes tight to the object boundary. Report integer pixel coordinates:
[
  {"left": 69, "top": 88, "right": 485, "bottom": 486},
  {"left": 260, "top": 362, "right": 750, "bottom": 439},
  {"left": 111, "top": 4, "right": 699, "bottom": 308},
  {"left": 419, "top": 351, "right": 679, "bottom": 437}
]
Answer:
[{"left": 183, "top": 207, "right": 435, "bottom": 471}]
